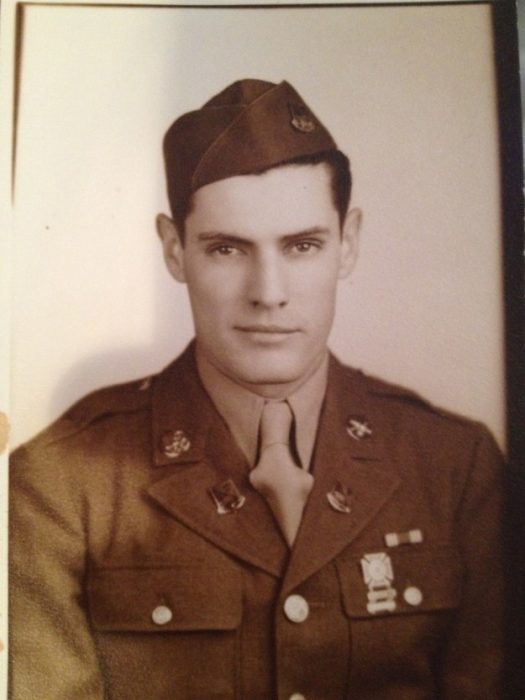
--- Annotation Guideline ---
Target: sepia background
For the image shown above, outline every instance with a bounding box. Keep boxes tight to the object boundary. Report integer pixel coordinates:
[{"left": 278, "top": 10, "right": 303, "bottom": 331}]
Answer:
[{"left": 10, "top": 3, "right": 504, "bottom": 450}]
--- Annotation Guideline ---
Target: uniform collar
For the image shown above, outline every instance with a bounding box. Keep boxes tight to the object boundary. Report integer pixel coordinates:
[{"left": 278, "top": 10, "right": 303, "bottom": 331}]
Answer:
[
  {"left": 150, "top": 342, "right": 385, "bottom": 468},
  {"left": 148, "top": 345, "right": 399, "bottom": 580},
  {"left": 196, "top": 348, "right": 329, "bottom": 469},
  {"left": 151, "top": 343, "right": 213, "bottom": 467}
]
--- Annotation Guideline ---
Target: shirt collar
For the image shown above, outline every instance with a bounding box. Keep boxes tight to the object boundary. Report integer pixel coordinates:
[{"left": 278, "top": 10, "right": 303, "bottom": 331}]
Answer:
[{"left": 196, "top": 349, "right": 329, "bottom": 469}]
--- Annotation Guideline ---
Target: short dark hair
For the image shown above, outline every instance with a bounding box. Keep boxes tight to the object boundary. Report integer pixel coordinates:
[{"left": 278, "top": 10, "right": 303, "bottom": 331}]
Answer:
[{"left": 172, "top": 149, "right": 351, "bottom": 241}]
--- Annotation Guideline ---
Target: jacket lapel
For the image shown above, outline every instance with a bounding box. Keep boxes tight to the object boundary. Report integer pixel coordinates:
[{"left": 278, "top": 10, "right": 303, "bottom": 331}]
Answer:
[
  {"left": 145, "top": 346, "right": 289, "bottom": 578},
  {"left": 283, "top": 357, "right": 401, "bottom": 594}
]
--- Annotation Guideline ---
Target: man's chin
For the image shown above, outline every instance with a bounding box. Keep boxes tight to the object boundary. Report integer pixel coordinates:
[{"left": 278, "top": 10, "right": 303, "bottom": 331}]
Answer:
[
  {"left": 220, "top": 352, "right": 319, "bottom": 395},
  {"left": 199, "top": 336, "right": 326, "bottom": 394},
  {"left": 235, "top": 365, "right": 302, "bottom": 386}
]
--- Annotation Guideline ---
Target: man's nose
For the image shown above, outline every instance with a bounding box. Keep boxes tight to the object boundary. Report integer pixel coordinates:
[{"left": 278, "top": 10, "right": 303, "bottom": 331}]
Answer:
[{"left": 247, "top": 253, "right": 290, "bottom": 308}]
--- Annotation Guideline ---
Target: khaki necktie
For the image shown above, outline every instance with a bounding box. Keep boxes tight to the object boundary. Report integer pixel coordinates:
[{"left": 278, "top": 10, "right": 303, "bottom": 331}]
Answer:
[{"left": 249, "top": 401, "right": 314, "bottom": 546}]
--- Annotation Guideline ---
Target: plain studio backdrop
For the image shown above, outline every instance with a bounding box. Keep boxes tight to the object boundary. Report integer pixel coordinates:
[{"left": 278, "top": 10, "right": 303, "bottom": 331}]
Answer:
[{"left": 10, "top": 3, "right": 505, "bottom": 449}]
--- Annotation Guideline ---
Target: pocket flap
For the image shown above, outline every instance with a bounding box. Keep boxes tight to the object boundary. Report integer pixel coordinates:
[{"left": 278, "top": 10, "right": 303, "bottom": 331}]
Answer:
[
  {"left": 87, "top": 565, "right": 242, "bottom": 632},
  {"left": 337, "top": 545, "right": 463, "bottom": 619}
]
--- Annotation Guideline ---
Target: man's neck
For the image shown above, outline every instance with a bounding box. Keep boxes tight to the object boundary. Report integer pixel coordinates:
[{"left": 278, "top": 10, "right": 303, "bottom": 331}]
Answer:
[{"left": 195, "top": 345, "right": 329, "bottom": 468}]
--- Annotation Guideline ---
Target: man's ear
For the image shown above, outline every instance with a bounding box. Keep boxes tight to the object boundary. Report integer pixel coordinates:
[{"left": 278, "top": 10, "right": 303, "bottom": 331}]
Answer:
[
  {"left": 156, "top": 213, "right": 186, "bottom": 283},
  {"left": 338, "top": 207, "right": 362, "bottom": 280}
]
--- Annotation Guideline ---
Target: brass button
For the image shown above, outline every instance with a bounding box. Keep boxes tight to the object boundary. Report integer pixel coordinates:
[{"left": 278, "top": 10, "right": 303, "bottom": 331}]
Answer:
[
  {"left": 283, "top": 594, "right": 309, "bottom": 623},
  {"left": 289, "top": 694, "right": 306, "bottom": 700},
  {"left": 403, "top": 586, "right": 423, "bottom": 607},
  {"left": 152, "top": 605, "right": 173, "bottom": 625}
]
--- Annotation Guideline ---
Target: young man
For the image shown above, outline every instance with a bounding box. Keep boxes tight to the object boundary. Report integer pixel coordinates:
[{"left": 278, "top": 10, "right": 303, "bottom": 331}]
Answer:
[{"left": 10, "top": 79, "right": 504, "bottom": 699}]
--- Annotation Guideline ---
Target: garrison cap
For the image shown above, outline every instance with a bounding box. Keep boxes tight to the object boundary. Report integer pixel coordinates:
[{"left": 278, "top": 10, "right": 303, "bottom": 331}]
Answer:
[{"left": 163, "top": 78, "right": 337, "bottom": 216}]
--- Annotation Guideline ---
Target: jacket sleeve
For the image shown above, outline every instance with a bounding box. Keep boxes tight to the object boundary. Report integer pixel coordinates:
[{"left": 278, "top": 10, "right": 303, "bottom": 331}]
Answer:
[
  {"left": 9, "top": 441, "right": 105, "bottom": 699},
  {"left": 441, "top": 425, "right": 505, "bottom": 698}
]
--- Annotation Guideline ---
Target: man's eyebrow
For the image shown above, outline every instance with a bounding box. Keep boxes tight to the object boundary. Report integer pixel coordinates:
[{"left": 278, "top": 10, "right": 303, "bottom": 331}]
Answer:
[
  {"left": 281, "top": 227, "right": 331, "bottom": 242},
  {"left": 196, "top": 227, "right": 331, "bottom": 244},
  {"left": 196, "top": 232, "right": 251, "bottom": 244}
]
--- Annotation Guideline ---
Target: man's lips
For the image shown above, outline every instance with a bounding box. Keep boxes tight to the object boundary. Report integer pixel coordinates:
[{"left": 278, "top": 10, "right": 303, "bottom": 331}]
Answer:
[{"left": 234, "top": 324, "right": 299, "bottom": 334}]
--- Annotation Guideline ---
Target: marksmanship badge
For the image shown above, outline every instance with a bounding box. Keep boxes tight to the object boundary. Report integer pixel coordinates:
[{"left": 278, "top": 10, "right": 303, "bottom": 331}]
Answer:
[{"left": 361, "top": 552, "right": 397, "bottom": 614}]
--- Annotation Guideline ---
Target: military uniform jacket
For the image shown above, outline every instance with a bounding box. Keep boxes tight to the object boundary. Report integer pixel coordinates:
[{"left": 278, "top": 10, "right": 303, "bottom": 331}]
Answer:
[{"left": 9, "top": 346, "right": 504, "bottom": 699}]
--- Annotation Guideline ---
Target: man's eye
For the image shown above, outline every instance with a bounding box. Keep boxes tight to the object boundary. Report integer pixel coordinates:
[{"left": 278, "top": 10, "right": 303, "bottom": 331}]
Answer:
[
  {"left": 291, "top": 240, "right": 322, "bottom": 254},
  {"left": 208, "top": 244, "right": 238, "bottom": 256}
]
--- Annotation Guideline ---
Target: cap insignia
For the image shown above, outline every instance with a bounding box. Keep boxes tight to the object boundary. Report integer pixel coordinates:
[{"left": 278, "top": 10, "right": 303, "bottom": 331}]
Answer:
[{"left": 289, "top": 102, "right": 316, "bottom": 133}]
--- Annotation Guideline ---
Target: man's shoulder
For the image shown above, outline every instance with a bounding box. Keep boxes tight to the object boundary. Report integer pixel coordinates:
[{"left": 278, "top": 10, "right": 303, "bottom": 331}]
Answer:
[
  {"left": 331, "top": 356, "right": 496, "bottom": 448},
  {"left": 11, "top": 375, "right": 154, "bottom": 461},
  {"left": 63, "top": 374, "right": 155, "bottom": 426},
  {"left": 12, "top": 346, "right": 199, "bottom": 461},
  {"left": 359, "top": 368, "right": 466, "bottom": 421}
]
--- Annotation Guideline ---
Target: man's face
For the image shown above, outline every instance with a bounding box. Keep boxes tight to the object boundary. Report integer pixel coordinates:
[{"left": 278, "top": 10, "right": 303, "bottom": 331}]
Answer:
[{"left": 158, "top": 163, "right": 360, "bottom": 396}]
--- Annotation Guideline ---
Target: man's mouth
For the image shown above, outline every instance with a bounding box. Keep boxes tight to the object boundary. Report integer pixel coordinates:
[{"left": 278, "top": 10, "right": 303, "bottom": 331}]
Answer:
[{"left": 235, "top": 324, "right": 299, "bottom": 334}]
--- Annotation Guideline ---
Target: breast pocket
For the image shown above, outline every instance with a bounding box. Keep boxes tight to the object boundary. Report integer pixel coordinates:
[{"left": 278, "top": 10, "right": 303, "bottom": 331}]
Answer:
[
  {"left": 336, "top": 545, "right": 464, "bottom": 684},
  {"left": 87, "top": 564, "right": 242, "bottom": 699},
  {"left": 88, "top": 564, "right": 242, "bottom": 631},
  {"left": 336, "top": 544, "right": 463, "bottom": 619}
]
